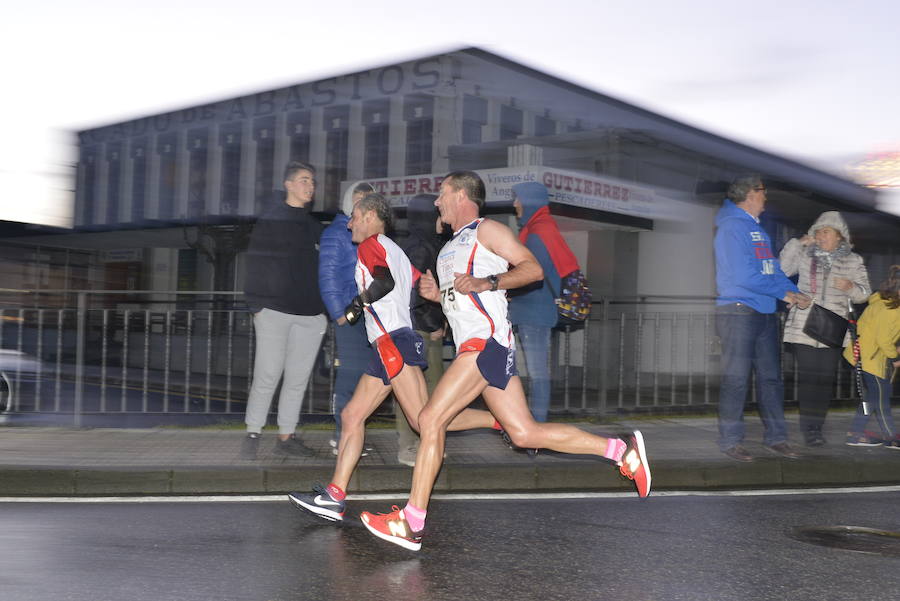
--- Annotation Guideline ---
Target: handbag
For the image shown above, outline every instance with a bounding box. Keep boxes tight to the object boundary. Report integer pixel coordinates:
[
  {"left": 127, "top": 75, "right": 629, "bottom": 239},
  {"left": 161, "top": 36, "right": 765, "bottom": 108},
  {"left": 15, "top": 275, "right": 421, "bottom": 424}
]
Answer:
[{"left": 802, "top": 303, "right": 849, "bottom": 348}]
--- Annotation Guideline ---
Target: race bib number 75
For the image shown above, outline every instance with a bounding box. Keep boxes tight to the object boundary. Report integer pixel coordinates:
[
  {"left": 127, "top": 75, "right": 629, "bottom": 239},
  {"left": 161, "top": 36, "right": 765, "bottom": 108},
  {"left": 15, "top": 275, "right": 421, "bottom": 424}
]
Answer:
[{"left": 440, "top": 285, "right": 460, "bottom": 313}]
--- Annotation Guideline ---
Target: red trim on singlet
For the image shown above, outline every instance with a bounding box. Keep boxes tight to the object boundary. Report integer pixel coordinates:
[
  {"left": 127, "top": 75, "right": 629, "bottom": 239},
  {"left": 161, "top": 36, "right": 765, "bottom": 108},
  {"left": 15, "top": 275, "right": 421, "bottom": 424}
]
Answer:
[
  {"left": 457, "top": 337, "right": 487, "bottom": 354},
  {"left": 465, "top": 238, "right": 496, "bottom": 337},
  {"left": 358, "top": 236, "right": 388, "bottom": 272},
  {"left": 366, "top": 306, "right": 389, "bottom": 337}
]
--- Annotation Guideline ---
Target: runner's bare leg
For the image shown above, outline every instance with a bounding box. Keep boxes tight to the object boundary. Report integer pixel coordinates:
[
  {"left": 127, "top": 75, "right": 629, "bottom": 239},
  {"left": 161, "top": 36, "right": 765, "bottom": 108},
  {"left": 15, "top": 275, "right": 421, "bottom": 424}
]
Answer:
[
  {"left": 332, "top": 374, "right": 392, "bottom": 490},
  {"left": 409, "top": 353, "right": 492, "bottom": 509},
  {"left": 484, "top": 376, "right": 612, "bottom": 454}
]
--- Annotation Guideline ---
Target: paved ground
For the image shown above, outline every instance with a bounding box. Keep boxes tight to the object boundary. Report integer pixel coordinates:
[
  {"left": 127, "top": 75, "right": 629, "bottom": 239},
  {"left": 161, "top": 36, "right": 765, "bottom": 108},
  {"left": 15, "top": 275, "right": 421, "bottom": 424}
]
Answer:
[{"left": 1, "top": 410, "right": 899, "bottom": 496}]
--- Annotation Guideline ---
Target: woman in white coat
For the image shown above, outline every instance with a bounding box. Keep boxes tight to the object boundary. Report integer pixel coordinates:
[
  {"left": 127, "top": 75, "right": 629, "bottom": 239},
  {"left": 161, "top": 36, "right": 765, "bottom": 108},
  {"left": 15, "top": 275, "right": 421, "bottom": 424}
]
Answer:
[{"left": 780, "top": 211, "right": 870, "bottom": 446}]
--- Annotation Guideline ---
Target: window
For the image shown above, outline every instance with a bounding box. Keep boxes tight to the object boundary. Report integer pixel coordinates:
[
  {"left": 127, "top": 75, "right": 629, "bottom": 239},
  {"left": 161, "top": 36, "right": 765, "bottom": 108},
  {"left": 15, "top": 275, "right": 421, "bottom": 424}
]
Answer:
[
  {"left": 462, "top": 95, "right": 487, "bottom": 144},
  {"left": 130, "top": 139, "right": 148, "bottom": 222},
  {"left": 363, "top": 98, "right": 391, "bottom": 179},
  {"left": 323, "top": 105, "right": 350, "bottom": 209},
  {"left": 187, "top": 128, "right": 209, "bottom": 219},
  {"left": 254, "top": 116, "right": 275, "bottom": 214},
  {"left": 106, "top": 143, "right": 122, "bottom": 223},
  {"left": 219, "top": 124, "right": 242, "bottom": 215},
  {"left": 81, "top": 151, "right": 97, "bottom": 225},
  {"left": 404, "top": 94, "right": 434, "bottom": 175},
  {"left": 157, "top": 133, "right": 177, "bottom": 220},
  {"left": 287, "top": 111, "right": 311, "bottom": 164},
  {"left": 535, "top": 115, "right": 556, "bottom": 137},
  {"left": 500, "top": 105, "right": 523, "bottom": 141}
]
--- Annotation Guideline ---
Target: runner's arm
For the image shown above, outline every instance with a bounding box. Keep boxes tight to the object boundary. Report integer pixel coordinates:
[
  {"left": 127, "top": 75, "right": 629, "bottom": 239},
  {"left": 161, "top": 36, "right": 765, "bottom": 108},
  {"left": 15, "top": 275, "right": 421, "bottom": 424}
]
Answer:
[{"left": 453, "top": 219, "right": 543, "bottom": 294}]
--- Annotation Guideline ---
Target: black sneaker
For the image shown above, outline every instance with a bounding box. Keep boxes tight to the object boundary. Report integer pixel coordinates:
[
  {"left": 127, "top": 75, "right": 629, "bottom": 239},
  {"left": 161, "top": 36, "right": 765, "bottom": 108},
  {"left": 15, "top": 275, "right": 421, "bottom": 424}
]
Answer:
[
  {"left": 499, "top": 429, "right": 538, "bottom": 458},
  {"left": 240, "top": 432, "right": 260, "bottom": 460},
  {"left": 288, "top": 484, "right": 345, "bottom": 521},
  {"left": 274, "top": 434, "right": 315, "bottom": 457},
  {"left": 329, "top": 438, "right": 372, "bottom": 457}
]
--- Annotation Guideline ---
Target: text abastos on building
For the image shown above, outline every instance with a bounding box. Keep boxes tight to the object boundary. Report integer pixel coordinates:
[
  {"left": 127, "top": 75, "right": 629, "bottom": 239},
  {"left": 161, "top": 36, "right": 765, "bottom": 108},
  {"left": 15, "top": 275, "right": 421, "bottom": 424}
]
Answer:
[
  {"left": 357, "top": 167, "right": 659, "bottom": 219},
  {"left": 78, "top": 59, "right": 443, "bottom": 145}
]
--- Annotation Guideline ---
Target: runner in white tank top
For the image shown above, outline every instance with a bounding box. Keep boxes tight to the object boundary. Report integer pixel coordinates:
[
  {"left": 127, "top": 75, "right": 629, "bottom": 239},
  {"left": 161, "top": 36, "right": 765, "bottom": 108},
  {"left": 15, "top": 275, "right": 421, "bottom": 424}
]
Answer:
[{"left": 436, "top": 218, "right": 514, "bottom": 351}]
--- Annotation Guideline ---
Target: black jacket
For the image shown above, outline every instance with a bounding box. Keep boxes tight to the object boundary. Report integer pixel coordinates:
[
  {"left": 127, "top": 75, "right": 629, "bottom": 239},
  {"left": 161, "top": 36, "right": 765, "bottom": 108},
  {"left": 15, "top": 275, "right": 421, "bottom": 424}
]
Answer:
[{"left": 243, "top": 199, "right": 326, "bottom": 315}]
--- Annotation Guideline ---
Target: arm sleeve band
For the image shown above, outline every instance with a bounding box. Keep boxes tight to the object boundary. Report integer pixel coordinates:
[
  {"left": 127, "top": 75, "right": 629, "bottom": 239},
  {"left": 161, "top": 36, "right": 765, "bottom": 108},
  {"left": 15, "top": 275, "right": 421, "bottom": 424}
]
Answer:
[{"left": 361, "top": 265, "right": 395, "bottom": 304}]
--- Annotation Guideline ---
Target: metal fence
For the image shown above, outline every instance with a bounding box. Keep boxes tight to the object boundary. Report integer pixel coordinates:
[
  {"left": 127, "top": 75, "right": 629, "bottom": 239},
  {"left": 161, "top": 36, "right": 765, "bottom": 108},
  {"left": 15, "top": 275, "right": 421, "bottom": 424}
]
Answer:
[
  {"left": 549, "top": 297, "right": 859, "bottom": 415},
  {"left": 0, "top": 289, "right": 858, "bottom": 423}
]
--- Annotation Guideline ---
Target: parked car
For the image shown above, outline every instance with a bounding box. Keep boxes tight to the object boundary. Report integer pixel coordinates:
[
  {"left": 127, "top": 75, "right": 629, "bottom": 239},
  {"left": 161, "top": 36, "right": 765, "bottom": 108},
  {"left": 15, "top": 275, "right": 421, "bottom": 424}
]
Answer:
[{"left": 0, "top": 349, "right": 42, "bottom": 414}]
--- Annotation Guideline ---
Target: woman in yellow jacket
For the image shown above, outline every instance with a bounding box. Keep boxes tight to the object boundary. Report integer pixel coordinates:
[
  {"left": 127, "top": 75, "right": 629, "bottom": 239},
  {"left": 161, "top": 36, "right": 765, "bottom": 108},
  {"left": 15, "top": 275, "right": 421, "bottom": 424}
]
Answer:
[{"left": 844, "top": 265, "right": 900, "bottom": 448}]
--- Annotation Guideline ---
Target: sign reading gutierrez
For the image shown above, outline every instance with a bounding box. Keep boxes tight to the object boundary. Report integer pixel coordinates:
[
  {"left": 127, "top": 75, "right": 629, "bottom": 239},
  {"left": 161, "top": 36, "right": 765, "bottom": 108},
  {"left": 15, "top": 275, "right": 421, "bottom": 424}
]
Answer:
[{"left": 358, "top": 166, "right": 661, "bottom": 220}]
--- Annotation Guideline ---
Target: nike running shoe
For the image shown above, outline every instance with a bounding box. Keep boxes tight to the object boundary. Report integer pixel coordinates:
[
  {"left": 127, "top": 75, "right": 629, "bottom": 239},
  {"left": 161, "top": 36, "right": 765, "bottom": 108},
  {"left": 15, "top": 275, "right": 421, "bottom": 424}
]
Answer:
[
  {"left": 618, "top": 430, "right": 651, "bottom": 498},
  {"left": 288, "top": 484, "right": 345, "bottom": 522},
  {"left": 360, "top": 506, "right": 423, "bottom": 551}
]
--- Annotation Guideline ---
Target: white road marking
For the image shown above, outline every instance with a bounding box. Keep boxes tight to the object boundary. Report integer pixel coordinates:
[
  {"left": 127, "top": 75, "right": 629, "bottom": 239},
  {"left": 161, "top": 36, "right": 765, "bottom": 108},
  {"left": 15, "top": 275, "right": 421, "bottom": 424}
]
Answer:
[{"left": 2, "top": 485, "right": 900, "bottom": 503}]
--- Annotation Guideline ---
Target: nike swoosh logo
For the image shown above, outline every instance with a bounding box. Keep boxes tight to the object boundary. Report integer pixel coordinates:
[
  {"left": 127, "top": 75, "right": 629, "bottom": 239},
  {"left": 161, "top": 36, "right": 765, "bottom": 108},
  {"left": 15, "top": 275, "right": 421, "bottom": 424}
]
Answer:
[{"left": 314, "top": 495, "right": 341, "bottom": 507}]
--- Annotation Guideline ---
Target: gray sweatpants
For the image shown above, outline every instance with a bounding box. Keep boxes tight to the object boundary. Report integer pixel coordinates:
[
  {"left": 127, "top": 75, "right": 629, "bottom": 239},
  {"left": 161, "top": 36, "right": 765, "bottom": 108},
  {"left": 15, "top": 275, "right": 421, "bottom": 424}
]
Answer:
[{"left": 245, "top": 308, "right": 327, "bottom": 435}]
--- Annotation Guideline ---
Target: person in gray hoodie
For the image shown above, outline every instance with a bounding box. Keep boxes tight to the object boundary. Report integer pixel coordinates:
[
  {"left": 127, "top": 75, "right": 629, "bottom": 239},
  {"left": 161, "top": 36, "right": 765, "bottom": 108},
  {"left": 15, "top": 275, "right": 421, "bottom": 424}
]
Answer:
[{"left": 780, "top": 211, "right": 870, "bottom": 446}]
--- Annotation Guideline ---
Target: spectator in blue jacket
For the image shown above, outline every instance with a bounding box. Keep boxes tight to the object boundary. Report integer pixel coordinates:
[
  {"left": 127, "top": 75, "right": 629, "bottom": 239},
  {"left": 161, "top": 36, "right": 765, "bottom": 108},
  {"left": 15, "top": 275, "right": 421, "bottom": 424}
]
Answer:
[
  {"left": 319, "top": 182, "right": 375, "bottom": 454},
  {"left": 508, "top": 182, "right": 562, "bottom": 422},
  {"left": 714, "top": 174, "right": 810, "bottom": 462}
]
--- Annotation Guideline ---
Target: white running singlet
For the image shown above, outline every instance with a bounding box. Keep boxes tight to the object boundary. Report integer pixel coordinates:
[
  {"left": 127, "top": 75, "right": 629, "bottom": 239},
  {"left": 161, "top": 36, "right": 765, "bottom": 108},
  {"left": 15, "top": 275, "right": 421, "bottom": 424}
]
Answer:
[
  {"left": 436, "top": 218, "right": 514, "bottom": 351},
  {"left": 355, "top": 234, "right": 420, "bottom": 344}
]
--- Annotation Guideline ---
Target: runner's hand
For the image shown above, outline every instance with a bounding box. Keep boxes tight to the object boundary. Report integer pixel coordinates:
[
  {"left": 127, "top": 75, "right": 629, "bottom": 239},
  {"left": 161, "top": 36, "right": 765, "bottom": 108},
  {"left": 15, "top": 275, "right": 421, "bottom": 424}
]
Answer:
[
  {"left": 343, "top": 296, "right": 365, "bottom": 325},
  {"left": 419, "top": 269, "right": 441, "bottom": 302},
  {"left": 454, "top": 272, "right": 489, "bottom": 295}
]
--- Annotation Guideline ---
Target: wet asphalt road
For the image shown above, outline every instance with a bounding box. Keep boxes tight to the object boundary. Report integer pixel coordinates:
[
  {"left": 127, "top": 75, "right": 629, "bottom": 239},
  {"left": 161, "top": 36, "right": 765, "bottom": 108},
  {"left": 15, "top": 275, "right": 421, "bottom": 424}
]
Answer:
[{"left": 1, "top": 491, "right": 899, "bottom": 601}]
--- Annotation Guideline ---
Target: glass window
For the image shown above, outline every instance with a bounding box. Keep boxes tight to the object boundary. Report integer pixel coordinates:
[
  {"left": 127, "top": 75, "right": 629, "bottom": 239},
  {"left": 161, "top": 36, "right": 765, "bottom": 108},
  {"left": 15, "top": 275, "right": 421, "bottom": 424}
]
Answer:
[
  {"left": 500, "top": 105, "right": 523, "bottom": 141},
  {"left": 157, "top": 133, "right": 178, "bottom": 221},
  {"left": 187, "top": 128, "right": 209, "bottom": 220},
  {"left": 404, "top": 94, "right": 434, "bottom": 175},
  {"left": 406, "top": 119, "right": 433, "bottom": 176},
  {"left": 254, "top": 116, "right": 276, "bottom": 214},
  {"left": 131, "top": 140, "right": 147, "bottom": 222},
  {"left": 106, "top": 144, "right": 122, "bottom": 223},
  {"left": 219, "top": 125, "right": 242, "bottom": 215},
  {"left": 462, "top": 95, "right": 487, "bottom": 145},
  {"left": 81, "top": 152, "right": 97, "bottom": 225},
  {"left": 323, "top": 105, "right": 350, "bottom": 209},
  {"left": 363, "top": 98, "right": 391, "bottom": 179},
  {"left": 287, "top": 111, "right": 311, "bottom": 165},
  {"left": 535, "top": 115, "right": 556, "bottom": 137}
]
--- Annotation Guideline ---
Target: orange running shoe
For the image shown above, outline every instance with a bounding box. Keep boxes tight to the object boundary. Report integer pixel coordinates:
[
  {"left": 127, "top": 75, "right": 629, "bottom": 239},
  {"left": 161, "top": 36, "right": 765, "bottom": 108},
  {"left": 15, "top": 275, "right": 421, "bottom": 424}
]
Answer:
[
  {"left": 360, "top": 506, "right": 423, "bottom": 551},
  {"left": 618, "top": 430, "right": 651, "bottom": 498}
]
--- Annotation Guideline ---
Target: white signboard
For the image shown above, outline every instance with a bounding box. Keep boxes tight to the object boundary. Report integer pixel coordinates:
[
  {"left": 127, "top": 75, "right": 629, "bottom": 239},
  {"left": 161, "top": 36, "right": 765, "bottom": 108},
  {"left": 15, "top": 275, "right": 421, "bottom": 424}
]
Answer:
[{"left": 353, "top": 166, "right": 664, "bottom": 220}]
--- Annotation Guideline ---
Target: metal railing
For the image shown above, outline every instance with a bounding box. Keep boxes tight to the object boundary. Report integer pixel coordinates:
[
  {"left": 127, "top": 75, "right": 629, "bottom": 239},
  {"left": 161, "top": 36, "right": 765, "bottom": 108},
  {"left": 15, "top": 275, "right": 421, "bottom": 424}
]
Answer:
[
  {"left": 0, "top": 289, "right": 857, "bottom": 423},
  {"left": 543, "top": 296, "right": 858, "bottom": 415}
]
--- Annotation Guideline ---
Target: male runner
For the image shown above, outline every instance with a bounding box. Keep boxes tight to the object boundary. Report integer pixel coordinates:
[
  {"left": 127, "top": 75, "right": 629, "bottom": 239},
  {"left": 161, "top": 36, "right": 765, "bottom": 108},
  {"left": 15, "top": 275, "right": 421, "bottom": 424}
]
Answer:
[
  {"left": 288, "top": 192, "right": 494, "bottom": 521},
  {"left": 360, "top": 171, "right": 651, "bottom": 550}
]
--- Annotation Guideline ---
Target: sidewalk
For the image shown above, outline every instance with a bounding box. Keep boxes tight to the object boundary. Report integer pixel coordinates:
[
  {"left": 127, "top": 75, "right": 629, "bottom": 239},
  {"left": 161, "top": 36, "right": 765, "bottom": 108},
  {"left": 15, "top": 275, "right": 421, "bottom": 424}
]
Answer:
[{"left": 1, "top": 411, "right": 899, "bottom": 496}]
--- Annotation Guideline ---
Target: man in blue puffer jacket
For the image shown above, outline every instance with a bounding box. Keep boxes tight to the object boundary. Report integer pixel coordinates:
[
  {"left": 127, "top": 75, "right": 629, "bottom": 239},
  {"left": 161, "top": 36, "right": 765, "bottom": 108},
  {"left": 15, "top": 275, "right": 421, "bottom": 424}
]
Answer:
[
  {"left": 714, "top": 174, "right": 810, "bottom": 462},
  {"left": 319, "top": 182, "right": 375, "bottom": 454}
]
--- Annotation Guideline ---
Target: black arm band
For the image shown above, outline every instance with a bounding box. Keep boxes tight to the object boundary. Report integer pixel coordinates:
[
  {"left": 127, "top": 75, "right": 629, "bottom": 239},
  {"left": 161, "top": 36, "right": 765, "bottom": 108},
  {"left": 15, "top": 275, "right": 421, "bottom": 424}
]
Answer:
[{"left": 360, "top": 265, "right": 395, "bottom": 304}]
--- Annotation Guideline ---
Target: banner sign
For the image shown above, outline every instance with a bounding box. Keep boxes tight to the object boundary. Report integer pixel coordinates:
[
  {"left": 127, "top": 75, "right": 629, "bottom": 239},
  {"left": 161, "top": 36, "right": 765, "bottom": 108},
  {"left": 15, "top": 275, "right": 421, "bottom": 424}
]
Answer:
[{"left": 356, "top": 166, "right": 662, "bottom": 220}]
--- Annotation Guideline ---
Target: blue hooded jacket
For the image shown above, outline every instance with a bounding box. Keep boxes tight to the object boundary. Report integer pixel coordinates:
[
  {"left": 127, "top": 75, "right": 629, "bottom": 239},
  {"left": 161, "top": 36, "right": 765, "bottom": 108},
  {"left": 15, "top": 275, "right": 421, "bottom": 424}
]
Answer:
[
  {"left": 714, "top": 199, "right": 797, "bottom": 313},
  {"left": 318, "top": 213, "right": 359, "bottom": 321},
  {"left": 509, "top": 182, "right": 560, "bottom": 327}
]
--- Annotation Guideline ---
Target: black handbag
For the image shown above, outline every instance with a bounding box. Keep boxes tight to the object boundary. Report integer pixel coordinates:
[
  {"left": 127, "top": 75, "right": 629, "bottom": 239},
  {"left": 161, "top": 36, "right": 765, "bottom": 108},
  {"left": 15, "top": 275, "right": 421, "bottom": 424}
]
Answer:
[{"left": 802, "top": 303, "right": 849, "bottom": 348}]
